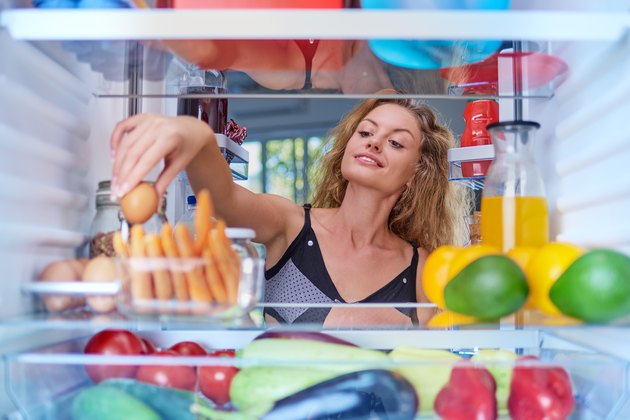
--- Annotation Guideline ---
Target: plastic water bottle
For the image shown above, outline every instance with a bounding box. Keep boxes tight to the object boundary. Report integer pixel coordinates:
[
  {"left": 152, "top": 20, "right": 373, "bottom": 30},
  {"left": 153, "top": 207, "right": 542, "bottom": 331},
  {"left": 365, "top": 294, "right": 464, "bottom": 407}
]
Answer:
[{"left": 178, "top": 195, "right": 197, "bottom": 237}]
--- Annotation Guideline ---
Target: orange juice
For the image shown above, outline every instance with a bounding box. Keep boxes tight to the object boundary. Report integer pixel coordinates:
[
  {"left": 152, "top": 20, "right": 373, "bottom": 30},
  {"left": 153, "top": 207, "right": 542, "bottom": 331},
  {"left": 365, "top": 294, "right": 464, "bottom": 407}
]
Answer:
[{"left": 480, "top": 196, "right": 549, "bottom": 252}]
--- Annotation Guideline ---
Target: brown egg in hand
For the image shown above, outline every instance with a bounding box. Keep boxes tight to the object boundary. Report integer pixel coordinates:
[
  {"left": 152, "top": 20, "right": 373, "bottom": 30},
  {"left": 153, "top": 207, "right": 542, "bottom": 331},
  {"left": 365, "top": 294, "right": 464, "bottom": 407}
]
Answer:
[{"left": 120, "top": 182, "right": 159, "bottom": 225}]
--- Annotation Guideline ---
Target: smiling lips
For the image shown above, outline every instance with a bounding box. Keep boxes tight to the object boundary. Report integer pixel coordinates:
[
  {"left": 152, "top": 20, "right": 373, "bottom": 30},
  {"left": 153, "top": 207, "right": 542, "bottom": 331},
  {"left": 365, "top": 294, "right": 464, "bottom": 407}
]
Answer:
[{"left": 355, "top": 154, "right": 383, "bottom": 168}]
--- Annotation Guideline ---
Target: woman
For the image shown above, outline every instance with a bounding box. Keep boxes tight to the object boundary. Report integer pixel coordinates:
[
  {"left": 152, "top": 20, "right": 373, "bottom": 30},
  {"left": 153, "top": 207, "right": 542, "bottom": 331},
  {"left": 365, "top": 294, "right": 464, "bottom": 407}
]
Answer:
[{"left": 110, "top": 94, "right": 469, "bottom": 326}]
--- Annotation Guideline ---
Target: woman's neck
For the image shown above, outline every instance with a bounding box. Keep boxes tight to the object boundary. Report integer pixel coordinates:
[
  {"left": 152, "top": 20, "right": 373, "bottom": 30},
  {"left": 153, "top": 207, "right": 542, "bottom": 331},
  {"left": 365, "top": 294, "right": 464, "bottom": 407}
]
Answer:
[{"left": 324, "top": 184, "right": 401, "bottom": 248}]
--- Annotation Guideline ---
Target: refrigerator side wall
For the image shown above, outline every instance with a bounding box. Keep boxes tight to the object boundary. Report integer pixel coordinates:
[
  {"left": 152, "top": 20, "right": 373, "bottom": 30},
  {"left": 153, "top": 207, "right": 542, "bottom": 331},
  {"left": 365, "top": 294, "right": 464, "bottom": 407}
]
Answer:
[{"left": 531, "top": 36, "right": 630, "bottom": 254}]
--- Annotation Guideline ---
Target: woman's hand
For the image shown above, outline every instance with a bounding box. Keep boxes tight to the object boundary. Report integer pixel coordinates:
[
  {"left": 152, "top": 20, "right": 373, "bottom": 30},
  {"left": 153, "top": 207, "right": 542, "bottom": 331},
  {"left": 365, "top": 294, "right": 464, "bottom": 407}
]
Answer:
[{"left": 110, "top": 114, "right": 215, "bottom": 198}]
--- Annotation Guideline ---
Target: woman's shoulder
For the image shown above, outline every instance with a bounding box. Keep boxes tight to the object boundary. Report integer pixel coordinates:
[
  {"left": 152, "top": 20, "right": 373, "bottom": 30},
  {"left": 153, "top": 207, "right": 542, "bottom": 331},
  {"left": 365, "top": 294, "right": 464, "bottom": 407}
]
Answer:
[
  {"left": 260, "top": 198, "right": 311, "bottom": 267},
  {"left": 414, "top": 246, "right": 431, "bottom": 304},
  {"left": 414, "top": 246, "right": 430, "bottom": 275}
]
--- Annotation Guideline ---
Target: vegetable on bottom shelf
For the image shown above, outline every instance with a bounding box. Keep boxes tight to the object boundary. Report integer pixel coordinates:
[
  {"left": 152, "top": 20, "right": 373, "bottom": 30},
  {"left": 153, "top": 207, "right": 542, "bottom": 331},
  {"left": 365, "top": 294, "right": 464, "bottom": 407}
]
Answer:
[
  {"left": 193, "top": 369, "right": 418, "bottom": 420},
  {"left": 388, "top": 347, "right": 462, "bottom": 416},
  {"left": 199, "top": 349, "right": 239, "bottom": 407},
  {"left": 71, "top": 330, "right": 577, "bottom": 420},
  {"left": 434, "top": 362, "right": 497, "bottom": 420},
  {"left": 83, "top": 329, "right": 145, "bottom": 383},
  {"left": 508, "top": 356, "right": 575, "bottom": 420},
  {"left": 71, "top": 379, "right": 196, "bottom": 420},
  {"left": 71, "top": 385, "right": 160, "bottom": 420}
]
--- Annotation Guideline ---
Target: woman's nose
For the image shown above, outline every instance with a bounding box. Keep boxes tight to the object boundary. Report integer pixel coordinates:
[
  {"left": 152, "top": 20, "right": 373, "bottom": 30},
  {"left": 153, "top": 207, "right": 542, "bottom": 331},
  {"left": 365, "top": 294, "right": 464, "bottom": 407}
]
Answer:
[{"left": 367, "top": 139, "right": 381, "bottom": 151}]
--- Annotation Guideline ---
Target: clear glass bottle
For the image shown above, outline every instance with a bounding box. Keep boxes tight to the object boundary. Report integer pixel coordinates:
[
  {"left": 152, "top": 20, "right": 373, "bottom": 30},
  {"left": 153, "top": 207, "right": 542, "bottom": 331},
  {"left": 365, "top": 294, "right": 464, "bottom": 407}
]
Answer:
[
  {"left": 481, "top": 121, "right": 549, "bottom": 252},
  {"left": 89, "top": 180, "right": 123, "bottom": 257},
  {"left": 143, "top": 193, "right": 168, "bottom": 235},
  {"left": 226, "top": 228, "right": 264, "bottom": 310}
]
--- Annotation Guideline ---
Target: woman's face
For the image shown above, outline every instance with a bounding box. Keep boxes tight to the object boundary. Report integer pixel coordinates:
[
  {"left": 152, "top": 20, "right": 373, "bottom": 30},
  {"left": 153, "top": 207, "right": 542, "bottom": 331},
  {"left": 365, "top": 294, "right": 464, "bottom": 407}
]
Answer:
[{"left": 341, "top": 103, "right": 422, "bottom": 194}]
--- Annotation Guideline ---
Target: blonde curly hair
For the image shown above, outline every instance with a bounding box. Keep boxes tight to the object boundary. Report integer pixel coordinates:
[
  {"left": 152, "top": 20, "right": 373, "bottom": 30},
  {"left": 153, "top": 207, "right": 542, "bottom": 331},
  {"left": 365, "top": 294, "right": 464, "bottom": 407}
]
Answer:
[{"left": 311, "top": 95, "right": 471, "bottom": 251}]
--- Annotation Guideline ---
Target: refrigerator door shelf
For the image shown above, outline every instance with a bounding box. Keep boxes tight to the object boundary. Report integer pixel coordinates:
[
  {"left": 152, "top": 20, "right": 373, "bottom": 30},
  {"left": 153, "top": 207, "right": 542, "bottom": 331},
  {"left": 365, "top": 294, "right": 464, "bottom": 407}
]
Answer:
[
  {"left": 447, "top": 144, "right": 494, "bottom": 189},
  {"left": 216, "top": 134, "right": 249, "bottom": 181}
]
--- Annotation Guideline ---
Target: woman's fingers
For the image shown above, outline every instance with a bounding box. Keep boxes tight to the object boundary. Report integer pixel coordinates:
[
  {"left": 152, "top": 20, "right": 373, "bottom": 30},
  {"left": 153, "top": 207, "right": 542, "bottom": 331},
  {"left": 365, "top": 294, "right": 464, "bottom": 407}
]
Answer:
[
  {"left": 112, "top": 115, "right": 176, "bottom": 197},
  {"left": 118, "top": 135, "right": 179, "bottom": 198},
  {"left": 111, "top": 114, "right": 214, "bottom": 199},
  {"left": 116, "top": 125, "right": 162, "bottom": 189},
  {"left": 111, "top": 114, "right": 154, "bottom": 192},
  {"left": 110, "top": 113, "right": 149, "bottom": 159}
]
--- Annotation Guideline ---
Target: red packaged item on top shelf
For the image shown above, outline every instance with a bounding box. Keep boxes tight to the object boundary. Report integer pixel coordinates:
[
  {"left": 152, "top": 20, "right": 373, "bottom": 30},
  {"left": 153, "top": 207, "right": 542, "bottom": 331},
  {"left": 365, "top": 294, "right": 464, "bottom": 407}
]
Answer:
[
  {"left": 171, "top": 0, "right": 344, "bottom": 8},
  {"left": 224, "top": 119, "right": 248, "bottom": 145},
  {"left": 460, "top": 99, "right": 498, "bottom": 178}
]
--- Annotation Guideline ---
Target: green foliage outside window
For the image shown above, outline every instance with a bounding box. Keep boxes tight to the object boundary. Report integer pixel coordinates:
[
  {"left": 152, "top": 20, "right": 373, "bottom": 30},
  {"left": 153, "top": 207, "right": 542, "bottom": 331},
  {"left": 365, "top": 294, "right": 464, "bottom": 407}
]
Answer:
[{"left": 238, "top": 136, "right": 324, "bottom": 204}]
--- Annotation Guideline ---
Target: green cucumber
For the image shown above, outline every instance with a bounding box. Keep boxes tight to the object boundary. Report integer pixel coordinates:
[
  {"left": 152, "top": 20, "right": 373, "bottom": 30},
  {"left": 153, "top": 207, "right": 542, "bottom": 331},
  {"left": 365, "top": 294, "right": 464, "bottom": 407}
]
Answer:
[
  {"left": 100, "top": 378, "right": 196, "bottom": 420},
  {"left": 71, "top": 386, "right": 160, "bottom": 420},
  {"left": 241, "top": 338, "right": 389, "bottom": 371},
  {"left": 229, "top": 338, "right": 389, "bottom": 416},
  {"left": 230, "top": 367, "right": 340, "bottom": 416}
]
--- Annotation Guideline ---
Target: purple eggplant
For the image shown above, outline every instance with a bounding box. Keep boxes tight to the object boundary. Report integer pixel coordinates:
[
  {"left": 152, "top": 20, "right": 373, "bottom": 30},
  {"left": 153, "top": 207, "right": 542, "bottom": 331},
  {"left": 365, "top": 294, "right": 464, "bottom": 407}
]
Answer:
[
  {"left": 254, "top": 330, "right": 357, "bottom": 347},
  {"left": 260, "top": 369, "right": 418, "bottom": 420}
]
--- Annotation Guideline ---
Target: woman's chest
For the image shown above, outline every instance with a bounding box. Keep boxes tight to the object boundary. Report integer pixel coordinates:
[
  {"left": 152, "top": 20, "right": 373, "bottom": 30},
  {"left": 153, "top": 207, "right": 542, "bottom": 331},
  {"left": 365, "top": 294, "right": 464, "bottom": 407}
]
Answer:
[{"left": 315, "top": 235, "right": 413, "bottom": 303}]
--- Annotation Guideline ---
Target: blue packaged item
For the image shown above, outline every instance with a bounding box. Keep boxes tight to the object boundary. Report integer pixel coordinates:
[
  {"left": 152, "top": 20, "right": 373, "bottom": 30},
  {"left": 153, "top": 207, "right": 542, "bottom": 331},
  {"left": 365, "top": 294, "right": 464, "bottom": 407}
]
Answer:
[
  {"left": 362, "top": 0, "right": 511, "bottom": 70},
  {"left": 76, "top": 0, "right": 132, "bottom": 7},
  {"left": 32, "top": 0, "right": 77, "bottom": 7}
]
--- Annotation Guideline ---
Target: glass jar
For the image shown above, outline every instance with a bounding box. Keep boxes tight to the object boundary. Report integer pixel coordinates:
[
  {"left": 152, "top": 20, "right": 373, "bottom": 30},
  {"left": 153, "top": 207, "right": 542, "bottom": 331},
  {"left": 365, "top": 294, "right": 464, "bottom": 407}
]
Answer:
[
  {"left": 177, "top": 67, "right": 228, "bottom": 134},
  {"left": 481, "top": 121, "right": 549, "bottom": 252},
  {"left": 226, "top": 228, "right": 264, "bottom": 309},
  {"left": 89, "top": 180, "right": 123, "bottom": 257},
  {"left": 142, "top": 193, "right": 168, "bottom": 235}
]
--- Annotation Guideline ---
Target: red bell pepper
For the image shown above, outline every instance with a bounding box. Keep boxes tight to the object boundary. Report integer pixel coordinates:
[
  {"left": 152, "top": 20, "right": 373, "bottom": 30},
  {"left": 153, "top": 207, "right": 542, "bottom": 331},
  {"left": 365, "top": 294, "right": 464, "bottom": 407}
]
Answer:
[
  {"left": 435, "top": 361, "right": 497, "bottom": 420},
  {"left": 508, "top": 356, "right": 574, "bottom": 420}
]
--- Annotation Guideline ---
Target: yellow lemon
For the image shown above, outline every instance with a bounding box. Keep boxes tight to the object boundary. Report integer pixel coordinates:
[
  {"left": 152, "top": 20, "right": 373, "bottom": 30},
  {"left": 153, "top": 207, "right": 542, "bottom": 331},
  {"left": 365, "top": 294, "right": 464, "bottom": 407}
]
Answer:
[
  {"left": 427, "top": 310, "right": 479, "bottom": 329},
  {"left": 507, "top": 246, "right": 540, "bottom": 309},
  {"left": 447, "top": 244, "right": 501, "bottom": 280},
  {"left": 421, "top": 245, "right": 462, "bottom": 308},
  {"left": 507, "top": 246, "right": 539, "bottom": 270},
  {"left": 524, "top": 242, "right": 583, "bottom": 315}
]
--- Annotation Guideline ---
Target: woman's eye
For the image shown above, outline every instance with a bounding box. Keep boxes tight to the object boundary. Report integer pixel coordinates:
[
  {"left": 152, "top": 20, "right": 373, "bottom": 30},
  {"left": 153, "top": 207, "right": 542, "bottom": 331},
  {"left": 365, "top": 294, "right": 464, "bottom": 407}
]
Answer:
[
  {"left": 359, "top": 131, "right": 372, "bottom": 138},
  {"left": 389, "top": 139, "right": 403, "bottom": 148}
]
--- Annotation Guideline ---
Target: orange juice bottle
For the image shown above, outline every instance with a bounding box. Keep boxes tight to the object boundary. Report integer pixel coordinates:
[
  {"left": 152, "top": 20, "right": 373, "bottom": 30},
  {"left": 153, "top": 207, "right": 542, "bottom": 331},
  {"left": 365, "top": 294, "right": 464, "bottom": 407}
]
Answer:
[
  {"left": 481, "top": 121, "right": 549, "bottom": 253},
  {"left": 481, "top": 196, "right": 549, "bottom": 252}
]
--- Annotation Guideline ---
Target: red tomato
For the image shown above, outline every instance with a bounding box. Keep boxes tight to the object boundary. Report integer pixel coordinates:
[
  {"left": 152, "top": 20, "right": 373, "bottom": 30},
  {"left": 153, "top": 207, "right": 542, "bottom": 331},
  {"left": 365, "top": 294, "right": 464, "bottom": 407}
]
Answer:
[
  {"left": 83, "top": 329, "right": 144, "bottom": 383},
  {"left": 169, "top": 341, "right": 207, "bottom": 356},
  {"left": 140, "top": 338, "right": 158, "bottom": 354},
  {"left": 199, "top": 350, "right": 239, "bottom": 407},
  {"left": 136, "top": 350, "right": 197, "bottom": 391}
]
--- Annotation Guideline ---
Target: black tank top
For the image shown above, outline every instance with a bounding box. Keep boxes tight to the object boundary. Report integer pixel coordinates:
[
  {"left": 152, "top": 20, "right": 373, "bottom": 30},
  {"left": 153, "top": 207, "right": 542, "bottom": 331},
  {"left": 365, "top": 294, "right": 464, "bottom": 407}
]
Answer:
[{"left": 264, "top": 204, "right": 419, "bottom": 324}]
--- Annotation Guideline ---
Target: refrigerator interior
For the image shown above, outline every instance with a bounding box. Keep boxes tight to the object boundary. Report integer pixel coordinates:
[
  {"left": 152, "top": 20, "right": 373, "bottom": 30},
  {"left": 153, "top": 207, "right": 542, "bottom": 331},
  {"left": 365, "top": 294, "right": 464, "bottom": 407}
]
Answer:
[{"left": 1, "top": 1, "right": 630, "bottom": 418}]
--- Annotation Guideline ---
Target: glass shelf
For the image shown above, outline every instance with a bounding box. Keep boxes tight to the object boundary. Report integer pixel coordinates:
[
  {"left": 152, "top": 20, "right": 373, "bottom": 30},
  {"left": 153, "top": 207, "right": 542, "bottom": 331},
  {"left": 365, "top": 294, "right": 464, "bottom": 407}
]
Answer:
[
  {"left": 2, "top": 9, "right": 627, "bottom": 41},
  {"left": 3, "top": 6, "right": 625, "bottom": 98},
  {"left": 3, "top": 303, "right": 630, "bottom": 334}
]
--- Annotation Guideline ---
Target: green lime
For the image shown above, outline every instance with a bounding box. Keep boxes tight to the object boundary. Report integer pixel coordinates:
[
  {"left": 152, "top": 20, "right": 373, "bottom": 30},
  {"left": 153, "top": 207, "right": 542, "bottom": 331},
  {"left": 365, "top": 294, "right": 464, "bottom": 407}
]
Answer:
[
  {"left": 444, "top": 255, "right": 528, "bottom": 320},
  {"left": 550, "top": 249, "right": 630, "bottom": 323}
]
